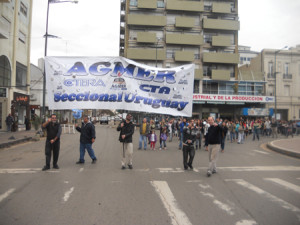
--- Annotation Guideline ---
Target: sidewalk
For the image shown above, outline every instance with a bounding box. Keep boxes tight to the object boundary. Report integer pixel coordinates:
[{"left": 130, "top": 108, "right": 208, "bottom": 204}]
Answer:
[
  {"left": 0, "top": 129, "right": 40, "bottom": 149},
  {"left": 267, "top": 136, "right": 300, "bottom": 159}
]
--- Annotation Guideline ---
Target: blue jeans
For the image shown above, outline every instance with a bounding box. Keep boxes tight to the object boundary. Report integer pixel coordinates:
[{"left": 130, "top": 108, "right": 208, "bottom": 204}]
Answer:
[
  {"left": 160, "top": 140, "right": 166, "bottom": 148},
  {"left": 179, "top": 132, "right": 183, "bottom": 149},
  {"left": 230, "top": 132, "right": 235, "bottom": 142},
  {"left": 221, "top": 136, "right": 226, "bottom": 150},
  {"left": 79, "top": 143, "right": 96, "bottom": 162},
  {"left": 139, "top": 134, "right": 147, "bottom": 149}
]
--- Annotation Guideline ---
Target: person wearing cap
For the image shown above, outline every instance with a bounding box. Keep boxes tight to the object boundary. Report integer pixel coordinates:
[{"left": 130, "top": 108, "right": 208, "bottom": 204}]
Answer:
[{"left": 117, "top": 114, "right": 135, "bottom": 169}]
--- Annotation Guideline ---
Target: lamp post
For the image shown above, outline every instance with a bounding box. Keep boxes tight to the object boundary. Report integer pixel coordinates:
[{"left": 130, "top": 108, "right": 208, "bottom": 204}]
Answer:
[
  {"left": 274, "top": 46, "right": 288, "bottom": 121},
  {"left": 155, "top": 38, "right": 161, "bottom": 67},
  {"left": 42, "top": 0, "right": 78, "bottom": 120}
]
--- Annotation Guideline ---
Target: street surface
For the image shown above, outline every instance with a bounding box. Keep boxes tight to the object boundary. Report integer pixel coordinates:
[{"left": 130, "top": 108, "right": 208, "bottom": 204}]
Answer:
[{"left": 0, "top": 125, "right": 299, "bottom": 225}]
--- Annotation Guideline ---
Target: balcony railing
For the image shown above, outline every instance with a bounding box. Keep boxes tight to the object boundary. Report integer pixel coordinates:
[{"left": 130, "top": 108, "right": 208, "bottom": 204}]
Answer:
[
  {"left": 283, "top": 74, "right": 292, "bottom": 79},
  {"left": 267, "top": 73, "right": 275, "bottom": 79}
]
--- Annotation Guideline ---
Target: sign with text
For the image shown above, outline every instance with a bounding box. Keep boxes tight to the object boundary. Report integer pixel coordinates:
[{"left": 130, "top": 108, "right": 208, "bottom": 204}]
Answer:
[
  {"left": 45, "top": 56, "right": 194, "bottom": 117},
  {"left": 193, "top": 94, "right": 275, "bottom": 103}
]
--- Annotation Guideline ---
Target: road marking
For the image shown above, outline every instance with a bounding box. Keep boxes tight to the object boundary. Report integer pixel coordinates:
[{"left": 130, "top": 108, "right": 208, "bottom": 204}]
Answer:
[
  {"left": 236, "top": 220, "right": 257, "bottom": 225},
  {"left": 79, "top": 168, "right": 84, "bottom": 173},
  {"left": 264, "top": 178, "right": 300, "bottom": 194},
  {"left": 151, "top": 181, "right": 192, "bottom": 225},
  {"left": 63, "top": 187, "right": 74, "bottom": 202},
  {"left": 198, "top": 184, "right": 211, "bottom": 189},
  {"left": 253, "top": 150, "right": 269, "bottom": 155},
  {"left": 226, "top": 179, "right": 300, "bottom": 215},
  {"left": 0, "top": 188, "right": 15, "bottom": 203},
  {"left": 0, "top": 168, "right": 40, "bottom": 174},
  {"left": 186, "top": 180, "right": 202, "bottom": 183},
  {"left": 200, "top": 191, "right": 235, "bottom": 216},
  {"left": 157, "top": 166, "right": 300, "bottom": 173}
]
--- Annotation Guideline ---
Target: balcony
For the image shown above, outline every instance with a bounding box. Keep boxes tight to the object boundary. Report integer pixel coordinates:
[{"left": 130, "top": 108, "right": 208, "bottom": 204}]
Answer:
[
  {"left": 127, "top": 48, "right": 166, "bottom": 61},
  {"left": 137, "top": 0, "right": 157, "bottom": 9},
  {"left": 203, "top": 52, "right": 239, "bottom": 64},
  {"left": 212, "top": 2, "right": 231, "bottom": 14},
  {"left": 211, "top": 70, "right": 231, "bottom": 81},
  {"left": 174, "top": 51, "right": 194, "bottom": 62},
  {"left": 137, "top": 32, "right": 156, "bottom": 43},
  {"left": 194, "top": 69, "right": 203, "bottom": 80},
  {"left": 166, "top": 33, "right": 203, "bottom": 45},
  {"left": 166, "top": 0, "right": 204, "bottom": 12},
  {"left": 212, "top": 36, "right": 231, "bottom": 47},
  {"left": 283, "top": 74, "right": 292, "bottom": 79},
  {"left": 175, "top": 16, "right": 194, "bottom": 28},
  {"left": 203, "top": 18, "right": 240, "bottom": 31},
  {"left": 127, "top": 14, "right": 166, "bottom": 27},
  {"left": 267, "top": 73, "right": 275, "bottom": 79}
]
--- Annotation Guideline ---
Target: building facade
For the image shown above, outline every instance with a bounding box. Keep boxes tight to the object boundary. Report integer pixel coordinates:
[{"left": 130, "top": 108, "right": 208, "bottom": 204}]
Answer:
[
  {"left": 238, "top": 45, "right": 259, "bottom": 67},
  {"left": 0, "top": 0, "right": 32, "bottom": 131},
  {"left": 120, "top": 0, "right": 272, "bottom": 119},
  {"left": 241, "top": 45, "right": 300, "bottom": 121}
]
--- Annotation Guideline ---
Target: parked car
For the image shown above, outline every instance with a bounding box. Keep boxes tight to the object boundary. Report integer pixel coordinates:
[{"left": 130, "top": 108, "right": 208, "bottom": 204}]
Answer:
[{"left": 99, "top": 116, "right": 109, "bottom": 124}]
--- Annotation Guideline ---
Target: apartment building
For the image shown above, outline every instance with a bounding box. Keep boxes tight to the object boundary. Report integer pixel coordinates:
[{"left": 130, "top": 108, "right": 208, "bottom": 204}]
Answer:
[
  {"left": 120, "top": 0, "right": 271, "bottom": 119},
  {"left": 240, "top": 45, "right": 300, "bottom": 121},
  {"left": 0, "top": 0, "right": 32, "bottom": 131},
  {"left": 238, "top": 45, "right": 259, "bottom": 67}
]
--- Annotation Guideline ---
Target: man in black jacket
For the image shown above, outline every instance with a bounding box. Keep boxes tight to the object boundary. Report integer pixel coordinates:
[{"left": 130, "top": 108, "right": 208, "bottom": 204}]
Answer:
[
  {"left": 182, "top": 121, "right": 197, "bottom": 170},
  {"left": 206, "top": 116, "right": 223, "bottom": 177},
  {"left": 42, "top": 114, "right": 62, "bottom": 171},
  {"left": 75, "top": 115, "right": 97, "bottom": 164},
  {"left": 117, "top": 114, "right": 134, "bottom": 170}
]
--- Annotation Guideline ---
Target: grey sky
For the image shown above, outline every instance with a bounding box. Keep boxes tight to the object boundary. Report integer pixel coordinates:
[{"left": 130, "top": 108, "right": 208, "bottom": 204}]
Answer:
[{"left": 30, "top": 0, "right": 300, "bottom": 65}]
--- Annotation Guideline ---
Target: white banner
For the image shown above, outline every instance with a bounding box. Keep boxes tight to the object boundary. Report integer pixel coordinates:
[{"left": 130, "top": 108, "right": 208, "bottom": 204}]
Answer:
[
  {"left": 193, "top": 94, "right": 275, "bottom": 103},
  {"left": 45, "top": 57, "right": 194, "bottom": 117}
]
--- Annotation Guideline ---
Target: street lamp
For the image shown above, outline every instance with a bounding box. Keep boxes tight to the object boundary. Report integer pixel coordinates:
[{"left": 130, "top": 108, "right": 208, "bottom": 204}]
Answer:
[
  {"left": 155, "top": 38, "right": 161, "bottom": 67},
  {"left": 274, "top": 46, "right": 288, "bottom": 121},
  {"left": 42, "top": 0, "right": 78, "bottom": 120}
]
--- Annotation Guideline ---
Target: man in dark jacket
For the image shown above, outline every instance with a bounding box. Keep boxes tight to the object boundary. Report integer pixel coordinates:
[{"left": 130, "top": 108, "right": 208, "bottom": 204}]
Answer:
[
  {"left": 206, "top": 116, "right": 223, "bottom": 177},
  {"left": 42, "top": 114, "right": 62, "bottom": 171},
  {"left": 75, "top": 115, "right": 97, "bottom": 164},
  {"left": 117, "top": 114, "right": 134, "bottom": 169},
  {"left": 182, "top": 121, "right": 197, "bottom": 170}
]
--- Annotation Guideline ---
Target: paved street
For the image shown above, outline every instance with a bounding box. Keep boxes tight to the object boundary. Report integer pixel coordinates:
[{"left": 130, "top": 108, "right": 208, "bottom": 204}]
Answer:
[{"left": 0, "top": 125, "right": 300, "bottom": 225}]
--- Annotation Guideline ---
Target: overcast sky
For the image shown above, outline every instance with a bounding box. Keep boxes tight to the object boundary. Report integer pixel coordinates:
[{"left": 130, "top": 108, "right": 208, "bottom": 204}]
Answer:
[{"left": 30, "top": 0, "right": 300, "bottom": 65}]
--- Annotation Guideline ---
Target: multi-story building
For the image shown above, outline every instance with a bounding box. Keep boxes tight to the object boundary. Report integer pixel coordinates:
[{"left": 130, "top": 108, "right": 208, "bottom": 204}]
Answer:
[
  {"left": 238, "top": 45, "right": 259, "bottom": 67},
  {"left": 0, "top": 0, "right": 32, "bottom": 131},
  {"left": 240, "top": 45, "right": 300, "bottom": 121},
  {"left": 120, "top": 0, "right": 271, "bottom": 119}
]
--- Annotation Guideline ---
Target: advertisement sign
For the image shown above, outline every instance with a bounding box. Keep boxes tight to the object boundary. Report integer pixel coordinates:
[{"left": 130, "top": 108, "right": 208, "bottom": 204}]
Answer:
[
  {"left": 193, "top": 94, "right": 275, "bottom": 103},
  {"left": 45, "top": 57, "right": 194, "bottom": 117},
  {"left": 242, "top": 108, "right": 274, "bottom": 116}
]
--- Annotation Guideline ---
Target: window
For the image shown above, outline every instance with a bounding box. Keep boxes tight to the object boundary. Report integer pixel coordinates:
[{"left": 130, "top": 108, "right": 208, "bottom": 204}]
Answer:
[
  {"left": 157, "top": 0, "right": 165, "bottom": 8},
  {"left": 203, "top": 82, "right": 218, "bottom": 94},
  {"left": 16, "top": 62, "right": 27, "bottom": 90},
  {"left": 268, "top": 62, "right": 274, "bottom": 78},
  {"left": 268, "top": 85, "right": 274, "bottom": 96},
  {"left": 284, "top": 85, "right": 290, "bottom": 96},
  {"left": 20, "top": 2, "right": 27, "bottom": 17},
  {"left": 19, "top": 31, "right": 26, "bottom": 44},
  {"left": 193, "top": 80, "right": 200, "bottom": 93},
  {"left": 0, "top": 56, "right": 11, "bottom": 87},
  {"left": 284, "top": 63, "right": 289, "bottom": 75},
  {"left": 130, "top": 0, "right": 137, "bottom": 7}
]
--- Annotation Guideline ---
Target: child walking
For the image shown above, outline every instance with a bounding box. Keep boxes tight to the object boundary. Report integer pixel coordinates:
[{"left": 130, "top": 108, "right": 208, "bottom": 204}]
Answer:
[
  {"left": 160, "top": 127, "right": 168, "bottom": 150},
  {"left": 149, "top": 129, "right": 157, "bottom": 150}
]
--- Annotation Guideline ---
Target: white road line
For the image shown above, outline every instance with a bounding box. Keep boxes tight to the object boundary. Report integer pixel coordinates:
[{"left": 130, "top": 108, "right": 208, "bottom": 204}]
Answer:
[
  {"left": 151, "top": 181, "right": 192, "bottom": 225},
  {"left": 0, "top": 168, "right": 40, "bottom": 174},
  {"left": 264, "top": 178, "right": 300, "bottom": 194},
  {"left": 63, "top": 187, "right": 74, "bottom": 202},
  {"left": 79, "top": 168, "right": 84, "bottom": 173},
  {"left": 200, "top": 191, "right": 235, "bottom": 216},
  {"left": 297, "top": 178, "right": 300, "bottom": 180},
  {"left": 235, "top": 220, "right": 258, "bottom": 225},
  {"left": 0, "top": 188, "right": 15, "bottom": 203},
  {"left": 226, "top": 179, "right": 300, "bottom": 215},
  {"left": 253, "top": 150, "right": 269, "bottom": 155},
  {"left": 198, "top": 184, "right": 211, "bottom": 189}
]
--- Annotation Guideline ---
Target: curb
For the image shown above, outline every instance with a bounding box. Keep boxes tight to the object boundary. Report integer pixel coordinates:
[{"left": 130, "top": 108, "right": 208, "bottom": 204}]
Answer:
[
  {"left": 0, "top": 137, "right": 33, "bottom": 149},
  {"left": 267, "top": 141, "right": 300, "bottom": 159}
]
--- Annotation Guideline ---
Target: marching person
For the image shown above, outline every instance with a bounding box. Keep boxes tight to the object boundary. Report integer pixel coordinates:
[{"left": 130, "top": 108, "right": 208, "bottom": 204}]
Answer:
[
  {"left": 206, "top": 117, "right": 223, "bottom": 177},
  {"left": 117, "top": 114, "right": 135, "bottom": 170},
  {"left": 182, "top": 121, "right": 197, "bottom": 170},
  {"left": 75, "top": 115, "right": 97, "bottom": 164},
  {"left": 42, "top": 114, "right": 62, "bottom": 171},
  {"left": 138, "top": 118, "right": 149, "bottom": 150}
]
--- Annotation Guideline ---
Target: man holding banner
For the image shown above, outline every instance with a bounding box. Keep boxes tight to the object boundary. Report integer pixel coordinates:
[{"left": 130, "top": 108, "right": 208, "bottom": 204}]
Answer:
[{"left": 117, "top": 114, "right": 134, "bottom": 170}]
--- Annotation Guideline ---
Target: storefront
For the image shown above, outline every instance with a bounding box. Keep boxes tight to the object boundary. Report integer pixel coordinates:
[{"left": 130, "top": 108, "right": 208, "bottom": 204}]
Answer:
[
  {"left": 11, "top": 92, "right": 30, "bottom": 131},
  {"left": 193, "top": 94, "right": 275, "bottom": 120}
]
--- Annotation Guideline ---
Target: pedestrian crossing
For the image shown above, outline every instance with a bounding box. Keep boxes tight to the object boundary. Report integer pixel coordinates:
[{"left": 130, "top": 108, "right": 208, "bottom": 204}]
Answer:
[{"left": 1, "top": 169, "right": 299, "bottom": 224}]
